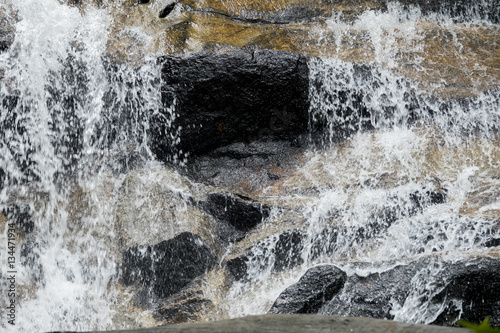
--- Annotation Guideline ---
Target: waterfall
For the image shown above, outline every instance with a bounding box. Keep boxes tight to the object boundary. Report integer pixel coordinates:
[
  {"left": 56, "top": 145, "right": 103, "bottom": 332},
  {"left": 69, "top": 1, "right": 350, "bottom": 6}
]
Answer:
[
  {"left": 0, "top": 0, "right": 166, "bottom": 331},
  {"left": 223, "top": 5, "right": 500, "bottom": 323},
  {"left": 1, "top": 0, "right": 499, "bottom": 331}
]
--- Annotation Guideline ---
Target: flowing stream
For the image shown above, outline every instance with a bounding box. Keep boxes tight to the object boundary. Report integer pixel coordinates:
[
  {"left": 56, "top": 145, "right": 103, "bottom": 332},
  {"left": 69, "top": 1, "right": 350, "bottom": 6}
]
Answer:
[{"left": 0, "top": 0, "right": 499, "bottom": 332}]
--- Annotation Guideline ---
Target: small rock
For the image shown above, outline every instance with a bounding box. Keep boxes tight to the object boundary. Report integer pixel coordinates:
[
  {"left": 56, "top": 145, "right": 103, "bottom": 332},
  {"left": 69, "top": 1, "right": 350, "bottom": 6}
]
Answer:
[
  {"left": 153, "top": 278, "right": 214, "bottom": 324},
  {"left": 159, "top": 2, "right": 176, "bottom": 19}
]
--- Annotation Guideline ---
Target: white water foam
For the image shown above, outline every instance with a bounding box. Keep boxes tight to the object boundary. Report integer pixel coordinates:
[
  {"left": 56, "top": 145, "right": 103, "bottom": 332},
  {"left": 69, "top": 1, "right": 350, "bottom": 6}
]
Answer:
[{"left": 0, "top": 0, "right": 167, "bottom": 331}]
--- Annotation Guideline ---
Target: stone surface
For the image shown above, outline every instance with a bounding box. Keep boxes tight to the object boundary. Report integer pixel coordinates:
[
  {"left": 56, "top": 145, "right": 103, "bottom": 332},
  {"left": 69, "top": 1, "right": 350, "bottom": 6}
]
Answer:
[
  {"left": 74, "top": 314, "right": 471, "bottom": 333},
  {"left": 200, "top": 192, "right": 271, "bottom": 233},
  {"left": 152, "top": 277, "right": 214, "bottom": 324},
  {"left": 103, "top": 0, "right": 499, "bottom": 99},
  {"left": 115, "top": 167, "right": 221, "bottom": 253},
  {"left": 185, "top": 140, "right": 307, "bottom": 195},
  {"left": 121, "top": 232, "right": 218, "bottom": 299},
  {"left": 151, "top": 50, "right": 309, "bottom": 160},
  {"left": 269, "top": 265, "right": 347, "bottom": 314},
  {"left": 319, "top": 257, "right": 500, "bottom": 327},
  {"left": 432, "top": 258, "right": 500, "bottom": 327},
  {"left": 459, "top": 179, "right": 500, "bottom": 222},
  {"left": 225, "top": 229, "right": 306, "bottom": 281}
]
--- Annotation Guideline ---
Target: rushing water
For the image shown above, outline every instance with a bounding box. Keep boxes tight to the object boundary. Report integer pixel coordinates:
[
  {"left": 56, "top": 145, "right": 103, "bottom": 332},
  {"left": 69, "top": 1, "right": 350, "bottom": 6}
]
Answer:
[
  {"left": 0, "top": 0, "right": 499, "bottom": 332},
  {"left": 0, "top": 0, "right": 165, "bottom": 331}
]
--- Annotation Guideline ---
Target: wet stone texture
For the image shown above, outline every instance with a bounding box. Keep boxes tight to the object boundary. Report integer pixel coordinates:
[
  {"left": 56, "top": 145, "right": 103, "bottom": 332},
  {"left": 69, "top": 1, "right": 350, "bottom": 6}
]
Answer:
[
  {"left": 151, "top": 50, "right": 309, "bottom": 160},
  {"left": 269, "top": 265, "right": 347, "bottom": 314},
  {"left": 120, "top": 232, "right": 217, "bottom": 299},
  {"left": 225, "top": 229, "right": 306, "bottom": 282},
  {"left": 315, "top": 257, "right": 500, "bottom": 327},
  {"left": 201, "top": 192, "right": 271, "bottom": 233},
  {"left": 79, "top": 314, "right": 471, "bottom": 333}
]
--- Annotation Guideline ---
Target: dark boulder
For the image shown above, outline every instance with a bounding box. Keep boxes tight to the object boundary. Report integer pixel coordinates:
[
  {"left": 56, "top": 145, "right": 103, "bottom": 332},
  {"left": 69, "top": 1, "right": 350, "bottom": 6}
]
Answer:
[
  {"left": 152, "top": 50, "right": 310, "bottom": 160},
  {"left": 319, "top": 257, "right": 500, "bottom": 327},
  {"left": 225, "top": 229, "right": 305, "bottom": 281},
  {"left": 431, "top": 258, "right": 500, "bottom": 327},
  {"left": 121, "top": 232, "right": 217, "bottom": 299},
  {"left": 320, "top": 260, "right": 425, "bottom": 319},
  {"left": 269, "top": 265, "right": 347, "bottom": 314},
  {"left": 201, "top": 192, "right": 271, "bottom": 233}
]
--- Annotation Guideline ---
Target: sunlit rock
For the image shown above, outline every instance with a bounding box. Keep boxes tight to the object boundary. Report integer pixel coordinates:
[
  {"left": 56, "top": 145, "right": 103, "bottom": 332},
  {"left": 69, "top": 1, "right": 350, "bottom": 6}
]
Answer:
[
  {"left": 115, "top": 167, "right": 218, "bottom": 252},
  {"left": 459, "top": 179, "right": 500, "bottom": 222},
  {"left": 99, "top": 0, "right": 499, "bottom": 99}
]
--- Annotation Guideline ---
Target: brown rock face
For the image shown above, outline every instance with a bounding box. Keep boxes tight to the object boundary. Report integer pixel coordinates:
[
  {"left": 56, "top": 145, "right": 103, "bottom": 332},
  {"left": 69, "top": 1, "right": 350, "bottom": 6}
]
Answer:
[{"left": 96, "top": 0, "right": 500, "bottom": 99}]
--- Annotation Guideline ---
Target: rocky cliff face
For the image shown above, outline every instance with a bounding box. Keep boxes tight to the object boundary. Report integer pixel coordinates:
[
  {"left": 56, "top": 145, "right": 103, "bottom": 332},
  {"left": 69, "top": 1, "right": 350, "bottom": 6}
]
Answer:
[
  {"left": 99, "top": 0, "right": 500, "bottom": 99},
  {"left": 1, "top": 0, "right": 499, "bottom": 331}
]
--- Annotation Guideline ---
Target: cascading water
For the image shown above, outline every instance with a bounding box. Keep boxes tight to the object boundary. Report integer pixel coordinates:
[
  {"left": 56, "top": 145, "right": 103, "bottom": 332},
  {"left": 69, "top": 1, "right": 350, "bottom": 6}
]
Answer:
[
  {"left": 0, "top": 0, "right": 169, "bottom": 331},
  {"left": 223, "top": 4, "right": 500, "bottom": 325},
  {"left": 0, "top": 0, "right": 499, "bottom": 331}
]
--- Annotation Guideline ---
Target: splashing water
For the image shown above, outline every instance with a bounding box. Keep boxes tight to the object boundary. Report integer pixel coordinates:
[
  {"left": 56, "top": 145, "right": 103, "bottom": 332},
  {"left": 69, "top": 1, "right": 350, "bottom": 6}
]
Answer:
[
  {"left": 0, "top": 0, "right": 168, "bottom": 331},
  {"left": 224, "top": 8, "right": 500, "bottom": 322}
]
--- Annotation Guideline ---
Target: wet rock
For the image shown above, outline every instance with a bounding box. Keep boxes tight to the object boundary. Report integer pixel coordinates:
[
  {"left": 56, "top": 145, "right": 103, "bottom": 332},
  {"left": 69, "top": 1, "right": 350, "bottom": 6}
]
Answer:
[
  {"left": 402, "top": 0, "right": 499, "bottom": 23},
  {"left": 201, "top": 192, "right": 271, "bottom": 233},
  {"left": 485, "top": 238, "right": 500, "bottom": 248},
  {"left": 319, "top": 257, "right": 500, "bottom": 327},
  {"left": 115, "top": 167, "right": 220, "bottom": 252},
  {"left": 20, "top": 240, "right": 44, "bottom": 284},
  {"left": 320, "top": 260, "right": 425, "bottom": 319},
  {"left": 152, "top": 277, "right": 214, "bottom": 324},
  {"left": 73, "top": 313, "right": 477, "bottom": 332},
  {"left": 184, "top": 0, "right": 333, "bottom": 24},
  {"left": 307, "top": 184, "right": 447, "bottom": 260},
  {"left": 225, "top": 229, "right": 305, "bottom": 281},
  {"left": 459, "top": 180, "right": 500, "bottom": 222},
  {"left": 151, "top": 50, "right": 309, "bottom": 160},
  {"left": 269, "top": 265, "right": 347, "bottom": 314},
  {"left": 431, "top": 258, "right": 500, "bottom": 327},
  {"left": 159, "top": 2, "right": 177, "bottom": 19},
  {"left": 121, "top": 232, "right": 218, "bottom": 299},
  {"left": 185, "top": 140, "right": 307, "bottom": 195},
  {"left": 104, "top": 0, "right": 499, "bottom": 99}
]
